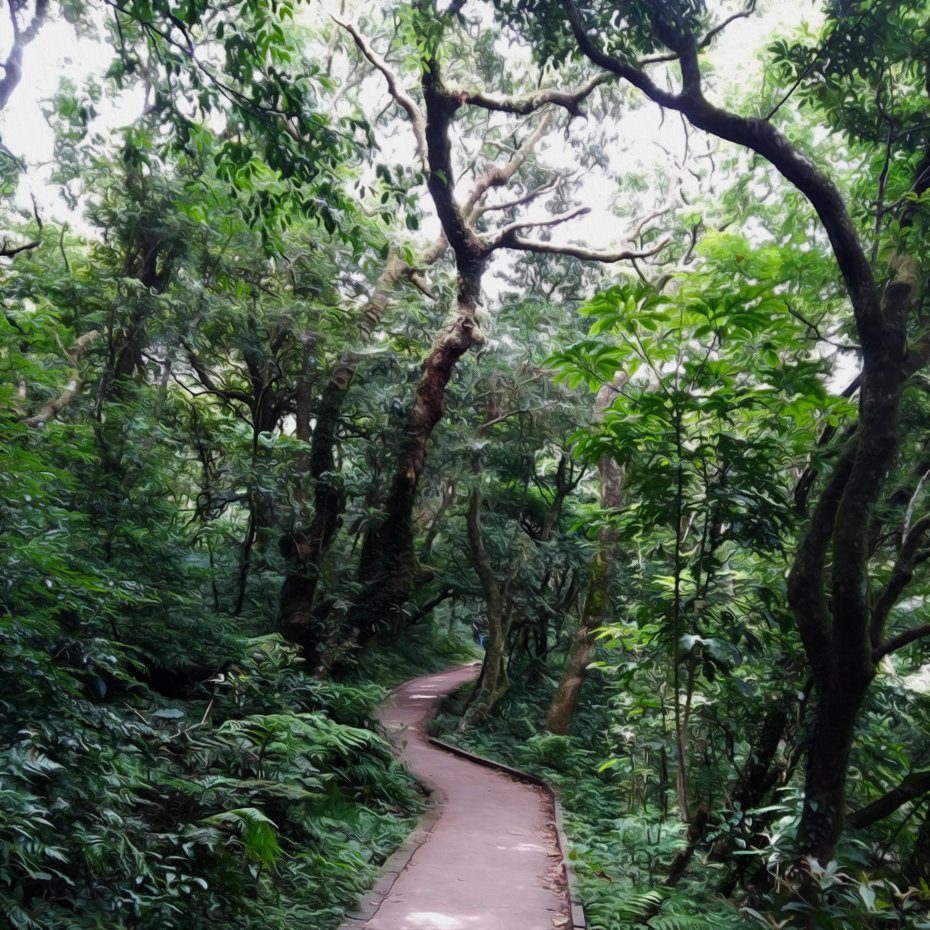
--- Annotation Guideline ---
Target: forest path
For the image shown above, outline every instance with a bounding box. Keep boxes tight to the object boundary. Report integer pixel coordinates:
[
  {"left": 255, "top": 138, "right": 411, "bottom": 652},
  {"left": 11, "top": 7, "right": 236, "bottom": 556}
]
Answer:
[{"left": 348, "top": 665, "right": 568, "bottom": 930}]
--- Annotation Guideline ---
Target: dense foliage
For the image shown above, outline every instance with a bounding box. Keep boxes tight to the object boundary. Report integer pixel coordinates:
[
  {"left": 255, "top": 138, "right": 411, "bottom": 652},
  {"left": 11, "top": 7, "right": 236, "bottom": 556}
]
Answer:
[{"left": 4, "top": 0, "right": 930, "bottom": 928}]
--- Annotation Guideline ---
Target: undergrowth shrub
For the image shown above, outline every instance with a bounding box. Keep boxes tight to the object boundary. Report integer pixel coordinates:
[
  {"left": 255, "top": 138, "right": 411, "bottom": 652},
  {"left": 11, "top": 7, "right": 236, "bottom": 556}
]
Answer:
[
  {"left": 0, "top": 627, "right": 420, "bottom": 930},
  {"left": 431, "top": 672, "right": 760, "bottom": 930}
]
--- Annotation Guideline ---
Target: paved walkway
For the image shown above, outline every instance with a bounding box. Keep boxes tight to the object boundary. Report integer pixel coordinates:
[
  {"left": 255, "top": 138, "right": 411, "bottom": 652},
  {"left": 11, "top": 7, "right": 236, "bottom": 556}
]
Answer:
[{"left": 356, "top": 665, "right": 568, "bottom": 930}]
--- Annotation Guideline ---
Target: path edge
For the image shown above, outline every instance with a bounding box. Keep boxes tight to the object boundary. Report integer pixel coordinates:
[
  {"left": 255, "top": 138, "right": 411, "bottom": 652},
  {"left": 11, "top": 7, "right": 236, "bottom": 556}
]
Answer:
[
  {"left": 336, "top": 663, "right": 587, "bottom": 930},
  {"left": 425, "top": 734, "right": 587, "bottom": 930},
  {"left": 337, "top": 772, "right": 446, "bottom": 929}
]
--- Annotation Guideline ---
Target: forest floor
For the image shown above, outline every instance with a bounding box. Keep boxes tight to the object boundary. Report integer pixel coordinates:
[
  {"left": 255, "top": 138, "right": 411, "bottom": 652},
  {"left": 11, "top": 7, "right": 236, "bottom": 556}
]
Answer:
[{"left": 343, "top": 665, "right": 570, "bottom": 930}]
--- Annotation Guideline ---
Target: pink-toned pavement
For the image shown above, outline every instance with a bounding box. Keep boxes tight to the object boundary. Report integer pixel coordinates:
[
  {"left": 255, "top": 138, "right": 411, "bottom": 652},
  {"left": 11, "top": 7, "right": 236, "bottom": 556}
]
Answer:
[{"left": 352, "top": 665, "right": 569, "bottom": 930}]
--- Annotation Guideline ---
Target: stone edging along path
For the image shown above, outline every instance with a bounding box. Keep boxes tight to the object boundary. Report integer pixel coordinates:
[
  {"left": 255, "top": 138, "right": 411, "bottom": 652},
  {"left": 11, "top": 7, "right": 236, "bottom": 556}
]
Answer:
[{"left": 340, "top": 666, "right": 586, "bottom": 930}]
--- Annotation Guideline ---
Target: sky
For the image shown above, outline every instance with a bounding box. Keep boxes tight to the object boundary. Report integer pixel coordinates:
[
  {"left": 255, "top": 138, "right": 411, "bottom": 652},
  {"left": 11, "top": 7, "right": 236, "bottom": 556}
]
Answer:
[{"left": 0, "top": 1, "right": 820, "bottom": 239}]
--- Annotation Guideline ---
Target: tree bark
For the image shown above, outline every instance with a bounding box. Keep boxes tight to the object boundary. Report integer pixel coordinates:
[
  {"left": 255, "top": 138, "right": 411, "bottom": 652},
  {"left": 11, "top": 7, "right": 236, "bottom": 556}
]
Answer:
[
  {"left": 352, "top": 269, "right": 483, "bottom": 633},
  {"left": 459, "top": 481, "right": 511, "bottom": 729},
  {"left": 547, "top": 376, "right": 626, "bottom": 734}
]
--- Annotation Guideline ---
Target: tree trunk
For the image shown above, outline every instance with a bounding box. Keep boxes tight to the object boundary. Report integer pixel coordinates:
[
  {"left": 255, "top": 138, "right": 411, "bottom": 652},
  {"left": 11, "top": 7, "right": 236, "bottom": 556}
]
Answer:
[
  {"left": 712, "top": 702, "right": 793, "bottom": 896},
  {"left": 459, "top": 481, "right": 511, "bottom": 729},
  {"left": 794, "top": 682, "right": 869, "bottom": 862},
  {"left": 351, "top": 265, "right": 483, "bottom": 635},
  {"left": 546, "top": 376, "right": 625, "bottom": 734},
  {"left": 279, "top": 249, "right": 444, "bottom": 650}
]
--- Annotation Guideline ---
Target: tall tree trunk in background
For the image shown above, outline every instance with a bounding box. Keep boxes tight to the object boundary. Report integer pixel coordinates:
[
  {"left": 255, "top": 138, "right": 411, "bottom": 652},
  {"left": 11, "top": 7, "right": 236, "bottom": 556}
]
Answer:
[
  {"left": 94, "top": 215, "right": 180, "bottom": 563},
  {"left": 547, "top": 375, "right": 626, "bottom": 734},
  {"left": 519, "top": 454, "right": 581, "bottom": 681},
  {"left": 279, "top": 247, "right": 442, "bottom": 651},
  {"left": 459, "top": 479, "right": 511, "bottom": 729},
  {"left": 233, "top": 326, "right": 292, "bottom": 615}
]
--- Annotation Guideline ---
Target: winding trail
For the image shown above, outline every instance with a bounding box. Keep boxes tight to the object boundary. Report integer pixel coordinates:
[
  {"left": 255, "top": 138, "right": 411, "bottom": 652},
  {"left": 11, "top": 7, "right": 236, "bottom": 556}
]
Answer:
[{"left": 349, "top": 665, "right": 568, "bottom": 930}]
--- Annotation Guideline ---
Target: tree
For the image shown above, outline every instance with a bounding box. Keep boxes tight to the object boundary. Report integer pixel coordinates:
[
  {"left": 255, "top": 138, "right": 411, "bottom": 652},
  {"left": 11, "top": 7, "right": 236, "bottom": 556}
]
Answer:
[
  {"left": 497, "top": 0, "right": 930, "bottom": 871},
  {"left": 331, "top": 4, "right": 663, "bottom": 643}
]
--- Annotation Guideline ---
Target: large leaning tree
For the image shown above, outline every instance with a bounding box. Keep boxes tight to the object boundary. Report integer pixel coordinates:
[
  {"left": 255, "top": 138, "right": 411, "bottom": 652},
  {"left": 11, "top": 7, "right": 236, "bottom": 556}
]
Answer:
[
  {"left": 277, "top": 1, "right": 671, "bottom": 659},
  {"left": 494, "top": 0, "right": 930, "bottom": 869}
]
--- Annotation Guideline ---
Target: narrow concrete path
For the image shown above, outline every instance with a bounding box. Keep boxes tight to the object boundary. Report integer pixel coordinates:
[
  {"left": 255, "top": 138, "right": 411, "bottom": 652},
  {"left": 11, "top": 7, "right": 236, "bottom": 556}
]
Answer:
[{"left": 357, "top": 665, "right": 568, "bottom": 930}]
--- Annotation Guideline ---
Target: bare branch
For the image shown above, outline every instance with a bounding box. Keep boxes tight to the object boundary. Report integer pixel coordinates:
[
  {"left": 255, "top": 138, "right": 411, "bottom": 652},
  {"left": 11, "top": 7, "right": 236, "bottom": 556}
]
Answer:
[
  {"left": 458, "top": 71, "right": 611, "bottom": 117},
  {"left": 483, "top": 205, "right": 590, "bottom": 250},
  {"left": 24, "top": 330, "right": 99, "bottom": 428},
  {"left": 903, "top": 469, "right": 930, "bottom": 545},
  {"left": 502, "top": 233, "right": 671, "bottom": 264},
  {"left": 871, "top": 512, "right": 930, "bottom": 656},
  {"left": 699, "top": 1, "right": 757, "bottom": 50},
  {"left": 470, "top": 179, "right": 558, "bottom": 221},
  {"left": 639, "top": 0, "right": 757, "bottom": 65},
  {"left": 793, "top": 374, "right": 862, "bottom": 513},
  {"left": 407, "top": 271, "right": 437, "bottom": 300},
  {"left": 461, "top": 113, "right": 553, "bottom": 218},
  {"left": 787, "top": 434, "right": 859, "bottom": 683},
  {"left": 334, "top": 17, "right": 428, "bottom": 173}
]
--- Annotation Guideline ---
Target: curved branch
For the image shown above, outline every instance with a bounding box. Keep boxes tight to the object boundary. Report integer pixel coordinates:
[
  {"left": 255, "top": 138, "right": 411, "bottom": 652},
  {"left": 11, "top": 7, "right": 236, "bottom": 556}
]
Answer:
[
  {"left": 787, "top": 434, "right": 859, "bottom": 683},
  {"left": 502, "top": 234, "right": 670, "bottom": 264},
  {"left": 461, "top": 113, "right": 553, "bottom": 219},
  {"left": 458, "top": 71, "right": 611, "bottom": 116},
  {"left": 483, "top": 205, "right": 590, "bottom": 250},
  {"left": 24, "top": 329, "right": 99, "bottom": 428},
  {"left": 335, "top": 17, "right": 429, "bottom": 174},
  {"left": 639, "top": 1, "right": 757, "bottom": 65},
  {"left": 470, "top": 179, "right": 558, "bottom": 220},
  {"left": 848, "top": 771, "right": 930, "bottom": 830},
  {"left": 0, "top": 238, "right": 40, "bottom": 258},
  {"left": 874, "top": 621, "right": 930, "bottom": 663},
  {"left": 561, "top": 0, "right": 880, "bottom": 335}
]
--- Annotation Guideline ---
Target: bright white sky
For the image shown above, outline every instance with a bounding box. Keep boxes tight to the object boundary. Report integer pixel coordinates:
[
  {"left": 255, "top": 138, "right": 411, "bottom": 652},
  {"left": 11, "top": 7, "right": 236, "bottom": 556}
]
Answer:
[
  {"left": 0, "top": 1, "right": 819, "bottom": 237},
  {"left": 0, "top": 0, "right": 847, "bottom": 387}
]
